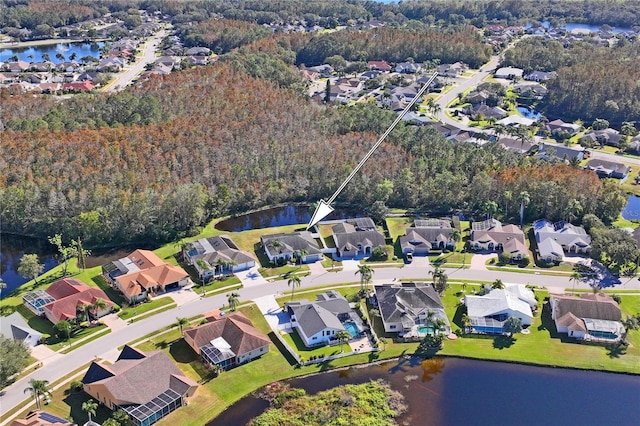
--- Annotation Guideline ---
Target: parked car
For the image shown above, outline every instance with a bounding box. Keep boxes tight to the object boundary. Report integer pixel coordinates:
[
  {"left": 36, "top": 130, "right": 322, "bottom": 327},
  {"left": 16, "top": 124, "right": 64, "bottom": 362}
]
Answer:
[{"left": 405, "top": 253, "right": 413, "bottom": 263}]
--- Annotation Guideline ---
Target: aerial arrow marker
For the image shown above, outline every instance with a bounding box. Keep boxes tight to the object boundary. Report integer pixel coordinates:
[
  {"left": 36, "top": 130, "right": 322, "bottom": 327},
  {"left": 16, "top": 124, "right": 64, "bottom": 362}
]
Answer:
[{"left": 307, "top": 71, "right": 439, "bottom": 230}]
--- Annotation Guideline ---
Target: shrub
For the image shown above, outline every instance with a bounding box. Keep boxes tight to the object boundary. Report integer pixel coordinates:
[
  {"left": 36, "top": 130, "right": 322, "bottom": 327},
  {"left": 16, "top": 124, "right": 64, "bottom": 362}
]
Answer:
[
  {"left": 611, "top": 294, "right": 622, "bottom": 304},
  {"left": 112, "top": 304, "right": 121, "bottom": 312},
  {"left": 70, "top": 380, "right": 83, "bottom": 392}
]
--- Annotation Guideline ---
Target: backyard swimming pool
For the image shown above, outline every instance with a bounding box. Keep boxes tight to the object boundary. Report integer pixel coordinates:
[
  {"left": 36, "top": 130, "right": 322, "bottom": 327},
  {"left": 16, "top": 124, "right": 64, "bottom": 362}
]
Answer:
[{"left": 343, "top": 321, "right": 359, "bottom": 337}]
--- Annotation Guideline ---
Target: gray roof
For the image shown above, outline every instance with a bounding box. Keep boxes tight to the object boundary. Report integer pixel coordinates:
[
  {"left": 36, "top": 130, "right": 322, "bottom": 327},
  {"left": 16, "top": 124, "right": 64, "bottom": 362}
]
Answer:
[
  {"left": 400, "top": 227, "right": 454, "bottom": 250},
  {"left": 374, "top": 282, "right": 448, "bottom": 326},
  {"left": 499, "top": 137, "right": 535, "bottom": 154},
  {"left": 465, "top": 287, "right": 534, "bottom": 319},
  {"left": 537, "top": 143, "right": 584, "bottom": 161},
  {"left": 534, "top": 219, "right": 591, "bottom": 247},
  {"left": 414, "top": 219, "right": 451, "bottom": 229},
  {"left": 262, "top": 231, "right": 322, "bottom": 257},
  {"left": 0, "top": 312, "right": 41, "bottom": 344},
  {"left": 194, "top": 235, "right": 255, "bottom": 265},
  {"left": 286, "top": 291, "right": 351, "bottom": 337},
  {"left": 470, "top": 220, "right": 525, "bottom": 246},
  {"left": 585, "top": 159, "right": 630, "bottom": 176},
  {"left": 332, "top": 222, "right": 385, "bottom": 253}
]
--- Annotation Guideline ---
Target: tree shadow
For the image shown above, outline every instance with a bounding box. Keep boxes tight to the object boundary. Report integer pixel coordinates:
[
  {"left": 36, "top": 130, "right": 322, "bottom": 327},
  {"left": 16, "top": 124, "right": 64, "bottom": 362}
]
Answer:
[
  {"left": 606, "top": 341, "right": 628, "bottom": 358},
  {"left": 492, "top": 335, "right": 516, "bottom": 349},
  {"left": 267, "top": 332, "right": 298, "bottom": 366},
  {"left": 63, "top": 391, "right": 112, "bottom": 424},
  {"left": 169, "top": 338, "right": 197, "bottom": 363},
  {"left": 154, "top": 339, "right": 169, "bottom": 349}
]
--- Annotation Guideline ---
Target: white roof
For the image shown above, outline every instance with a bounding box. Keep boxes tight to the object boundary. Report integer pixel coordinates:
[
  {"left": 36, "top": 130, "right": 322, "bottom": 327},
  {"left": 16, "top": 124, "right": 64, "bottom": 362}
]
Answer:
[
  {"left": 504, "top": 284, "right": 537, "bottom": 308},
  {"left": 211, "top": 336, "right": 231, "bottom": 350},
  {"left": 497, "top": 115, "right": 535, "bottom": 126},
  {"left": 465, "top": 288, "right": 533, "bottom": 319}
]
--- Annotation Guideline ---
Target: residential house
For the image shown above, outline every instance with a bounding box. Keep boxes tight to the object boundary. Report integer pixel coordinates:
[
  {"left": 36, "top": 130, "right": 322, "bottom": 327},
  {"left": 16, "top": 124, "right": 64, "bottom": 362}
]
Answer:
[
  {"left": 374, "top": 282, "right": 450, "bottom": 339},
  {"left": 82, "top": 345, "right": 198, "bottom": 426},
  {"left": 469, "top": 219, "right": 528, "bottom": 260},
  {"left": 286, "top": 291, "right": 364, "bottom": 347},
  {"left": 62, "top": 81, "right": 94, "bottom": 92},
  {"left": 550, "top": 293, "right": 624, "bottom": 342},
  {"left": 496, "top": 116, "right": 535, "bottom": 128},
  {"left": 498, "top": 137, "right": 535, "bottom": 155},
  {"left": 10, "top": 411, "right": 75, "bottom": 426},
  {"left": 367, "top": 60, "right": 392, "bottom": 72},
  {"left": 464, "top": 104, "right": 508, "bottom": 120},
  {"left": 183, "top": 235, "right": 255, "bottom": 280},
  {"left": 103, "top": 249, "right": 190, "bottom": 303},
  {"left": 395, "top": 62, "right": 421, "bottom": 73},
  {"left": 465, "top": 284, "right": 536, "bottom": 334},
  {"left": 0, "top": 312, "right": 42, "bottom": 347},
  {"left": 6, "top": 61, "right": 30, "bottom": 73},
  {"left": 430, "top": 123, "right": 462, "bottom": 138},
  {"left": 513, "top": 83, "right": 548, "bottom": 98},
  {"left": 524, "top": 70, "right": 556, "bottom": 82},
  {"left": 581, "top": 128, "right": 623, "bottom": 147},
  {"left": 187, "top": 55, "right": 209, "bottom": 66},
  {"left": 465, "top": 90, "right": 491, "bottom": 105},
  {"left": 626, "top": 134, "right": 640, "bottom": 154},
  {"left": 186, "top": 46, "right": 211, "bottom": 56},
  {"left": 584, "top": 158, "right": 630, "bottom": 179},
  {"left": 261, "top": 231, "right": 323, "bottom": 264},
  {"left": 183, "top": 311, "right": 269, "bottom": 369},
  {"left": 546, "top": 119, "right": 581, "bottom": 135},
  {"left": 534, "top": 219, "right": 591, "bottom": 261},
  {"left": 495, "top": 66, "right": 524, "bottom": 79},
  {"left": 331, "top": 218, "right": 385, "bottom": 259},
  {"left": 399, "top": 219, "right": 455, "bottom": 255},
  {"left": 436, "top": 62, "right": 466, "bottom": 78},
  {"left": 536, "top": 143, "right": 584, "bottom": 163},
  {"left": 23, "top": 278, "right": 113, "bottom": 323}
]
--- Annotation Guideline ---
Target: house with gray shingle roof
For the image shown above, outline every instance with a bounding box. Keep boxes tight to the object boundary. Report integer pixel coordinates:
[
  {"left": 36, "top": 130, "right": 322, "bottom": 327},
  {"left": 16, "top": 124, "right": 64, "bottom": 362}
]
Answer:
[
  {"left": 584, "top": 158, "right": 630, "bottom": 179},
  {"left": 533, "top": 219, "right": 591, "bottom": 257},
  {"left": 82, "top": 345, "right": 198, "bottom": 426},
  {"left": 183, "top": 235, "right": 255, "bottom": 279},
  {"left": 331, "top": 219, "right": 385, "bottom": 259},
  {"left": 399, "top": 219, "right": 455, "bottom": 255},
  {"left": 550, "top": 293, "right": 624, "bottom": 342},
  {"left": 285, "top": 291, "right": 364, "bottom": 347},
  {"left": 536, "top": 143, "right": 584, "bottom": 163},
  {"left": 374, "top": 282, "right": 450, "bottom": 339},
  {"left": 0, "top": 312, "right": 42, "bottom": 347},
  {"left": 261, "top": 231, "right": 323, "bottom": 264}
]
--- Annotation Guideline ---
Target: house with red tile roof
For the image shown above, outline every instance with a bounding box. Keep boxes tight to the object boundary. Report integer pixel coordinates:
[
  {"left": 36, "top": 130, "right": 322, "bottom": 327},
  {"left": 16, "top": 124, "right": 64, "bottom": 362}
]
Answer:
[
  {"left": 183, "top": 311, "right": 270, "bottom": 369},
  {"left": 22, "top": 278, "right": 114, "bottom": 323},
  {"left": 62, "top": 80, "right": 94, "bottom": 92},
  {"left": 10, "top": 410, "right": 74, "bottom": 426},
  {"left": 367, "top": 60, "right": 392, "bottom": 72},
  {"left": 103, "top": 249, "right": 190, "bottom": 304},
  {"left": 82, "top": 345, "right": 198, "bottom": 426}
]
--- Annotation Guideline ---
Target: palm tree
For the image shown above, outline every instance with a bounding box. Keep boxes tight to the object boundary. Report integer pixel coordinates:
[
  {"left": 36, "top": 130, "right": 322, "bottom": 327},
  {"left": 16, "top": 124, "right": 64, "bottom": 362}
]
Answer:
[
  {"left": 461, "top": 313, "right": 472, "bottom": 333},
  {"left": 24, "top": 379, "right": 50, "bottom": 410},
  {"left": 355, "top": 264, "right": 374, "bottom": 293},
  {"left": 379, "top": 336, "right": 387, "bottom": 351},
  {"left": 519, "top": 191, "right": 530, "bottom": 227},
  {"left": 491, "top": 279, "right": 505, "bottom": 289},
  {"left": 451, "top": 229, "right": 461, "bottom": 249},
  {"left": 368, "top": 308, "right": 380, "bottom": 330},
  {"left": 175, "top": 317, "right": 189, "bottom": 334},
  {"left": 430, "top": 266, "right": 448, "bottom": 294},
  {"left": 295, "top": 249, "right": 309, "bottom": 266},
  {"left": 287, "top": 275, "right": 301, "bottom": 301},
  {"left": 462, "top": 282, "right": 468, "bottom": 293},
  {"left": 335, "top": 330, "right": 351, "bottom": 353},
  {"left": 227, "top": 292, "right": 240, "bottom": 311},
  {"left": 570, "top": 271, "right": 581, "bottom": 294},
  {"left": 82, "top": 399, "right": 98, "bottom": 423},
  {"left": 90, "top": 298, "right": 108, "bottom": 322}
]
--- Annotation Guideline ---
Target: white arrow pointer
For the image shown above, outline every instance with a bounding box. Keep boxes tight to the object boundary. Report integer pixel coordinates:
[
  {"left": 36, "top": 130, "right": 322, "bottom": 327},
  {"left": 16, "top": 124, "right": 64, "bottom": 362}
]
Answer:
[{"left": 307, "top": 71, "right": 439, "bottom": 230}]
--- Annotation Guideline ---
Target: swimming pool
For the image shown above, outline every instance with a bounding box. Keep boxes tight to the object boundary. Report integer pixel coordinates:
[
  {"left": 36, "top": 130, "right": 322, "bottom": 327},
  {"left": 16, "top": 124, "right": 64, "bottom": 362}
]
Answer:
[
  {"left": 417, "top": 326, "right": 434, "bottom": 334},
  {"left": 344, "top": 321, "right": 359, "bottom": 337}
]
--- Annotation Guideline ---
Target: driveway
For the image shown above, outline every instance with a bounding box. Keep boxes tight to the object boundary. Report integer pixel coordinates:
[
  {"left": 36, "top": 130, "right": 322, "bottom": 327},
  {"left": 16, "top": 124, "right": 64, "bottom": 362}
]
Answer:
[
  {"left": 341, "top": 260, "right": 360, "bottom": 272},
  {"left": 253, "top": 295, "right": 291, "bottom": 333},
  {"left": 469, "top": 253, "right": 497, "bottom": 271},
  {"left": 167, "top": 285, "right": 200, "bottom": 305},
  {"left": 237, "top": 266, "right": 268, "bottom": 288}
]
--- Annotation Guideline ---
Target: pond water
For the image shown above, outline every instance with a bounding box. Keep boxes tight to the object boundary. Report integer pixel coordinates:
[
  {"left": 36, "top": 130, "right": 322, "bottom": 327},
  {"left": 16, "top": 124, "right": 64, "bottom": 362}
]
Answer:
[
  {"left": 0, "top": 234, "right": 58, "bottom": 299},
  {"left": 516, "top": 106, "right": 542, "bottom": 120},
  {"left": 0, "top": 41, "right": 104, "bottom": 64},
  {"left": 215, "top": 205, "right": 365, "bottom": 232},
  {"left": 621, "top": 194, "right": 640, "bottom": 220},
  {"left": 209, "top": 357, "right": 640, "bottom": 426},
  {"left": 531, "top": 21, "right": 632, "bottom": 34}
]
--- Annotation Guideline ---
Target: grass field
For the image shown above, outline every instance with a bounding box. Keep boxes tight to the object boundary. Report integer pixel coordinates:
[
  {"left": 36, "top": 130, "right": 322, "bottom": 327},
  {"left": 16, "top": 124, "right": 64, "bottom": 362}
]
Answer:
[{"left": 118, "top": 296, "right": 175, "bottom": 320}]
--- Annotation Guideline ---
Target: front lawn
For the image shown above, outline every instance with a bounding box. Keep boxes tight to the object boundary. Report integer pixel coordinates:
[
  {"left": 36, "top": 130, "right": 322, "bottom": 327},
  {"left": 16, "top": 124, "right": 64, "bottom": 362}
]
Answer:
[{"left": 118, "top": 296, "right": 175, "bottom": 320}]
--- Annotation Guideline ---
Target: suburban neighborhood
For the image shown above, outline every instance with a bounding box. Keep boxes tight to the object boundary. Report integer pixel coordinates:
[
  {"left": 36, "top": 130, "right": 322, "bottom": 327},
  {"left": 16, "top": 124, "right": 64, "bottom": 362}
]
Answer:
[{"left": 2, "top": 1, "right": 640, "bottom": 425}]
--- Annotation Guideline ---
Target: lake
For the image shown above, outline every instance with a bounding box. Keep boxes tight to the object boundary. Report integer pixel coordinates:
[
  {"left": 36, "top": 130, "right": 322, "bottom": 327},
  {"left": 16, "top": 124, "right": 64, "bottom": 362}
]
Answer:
[
  {"left": 215, "top": 205, "right": 365, "bottom": 232},
  {"left": 0, "top": 234, "right": 58, "bottom": 299},
  {"left": 0, "top": 41, "right": 104, "bottom": 64},
  {"left": 209, "top": 357, "right": 640, "bottom": 426},
  {"left": 622, "top": 194, "right": 640, "bottom": 220},
  {"left": 533, "top": 21, "right": 632, "bottom": 34}
]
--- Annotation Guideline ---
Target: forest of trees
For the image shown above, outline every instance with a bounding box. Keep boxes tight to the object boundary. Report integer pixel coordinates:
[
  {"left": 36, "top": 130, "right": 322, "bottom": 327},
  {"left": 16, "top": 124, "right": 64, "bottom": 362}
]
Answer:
[{"left": 0, "top": 59, "right": 626, "bottom": 246}]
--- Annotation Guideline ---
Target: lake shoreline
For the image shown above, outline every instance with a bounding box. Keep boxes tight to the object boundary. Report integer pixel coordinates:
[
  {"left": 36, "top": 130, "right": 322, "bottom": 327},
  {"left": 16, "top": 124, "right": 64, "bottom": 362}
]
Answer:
[{"left": 0, "top": 37, "right": 108, "bottom": 50}]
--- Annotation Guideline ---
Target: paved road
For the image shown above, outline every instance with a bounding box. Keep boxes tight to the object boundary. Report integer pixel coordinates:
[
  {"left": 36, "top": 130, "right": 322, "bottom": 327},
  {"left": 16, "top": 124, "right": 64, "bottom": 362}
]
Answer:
[
  {"left": 102, "top": 29, "right": 166, "bottom": 92},
  {"left": 434, "top": 54, "right": 501, "bottom": 132},
  {"left": 3, "top": 260, "right": 639, "bottom": 420}
]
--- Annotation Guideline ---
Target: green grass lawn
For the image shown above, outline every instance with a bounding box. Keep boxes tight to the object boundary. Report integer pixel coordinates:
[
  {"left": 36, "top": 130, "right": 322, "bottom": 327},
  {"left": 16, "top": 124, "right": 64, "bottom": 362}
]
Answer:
[
  {"left": 48, "top": 323, "right": 110, "bottom": 351},
  {"left": 118, "top": 296, "right": 175, "bottom": 320},
  {"left": 258, "top": 264, "right": 309, "bottom": 279},
  {"left": 385, "top": 217, "right": 413, "bottom": 240},
  {"left": 281, "top": 329, "right": 345, "bottom": 361}
]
